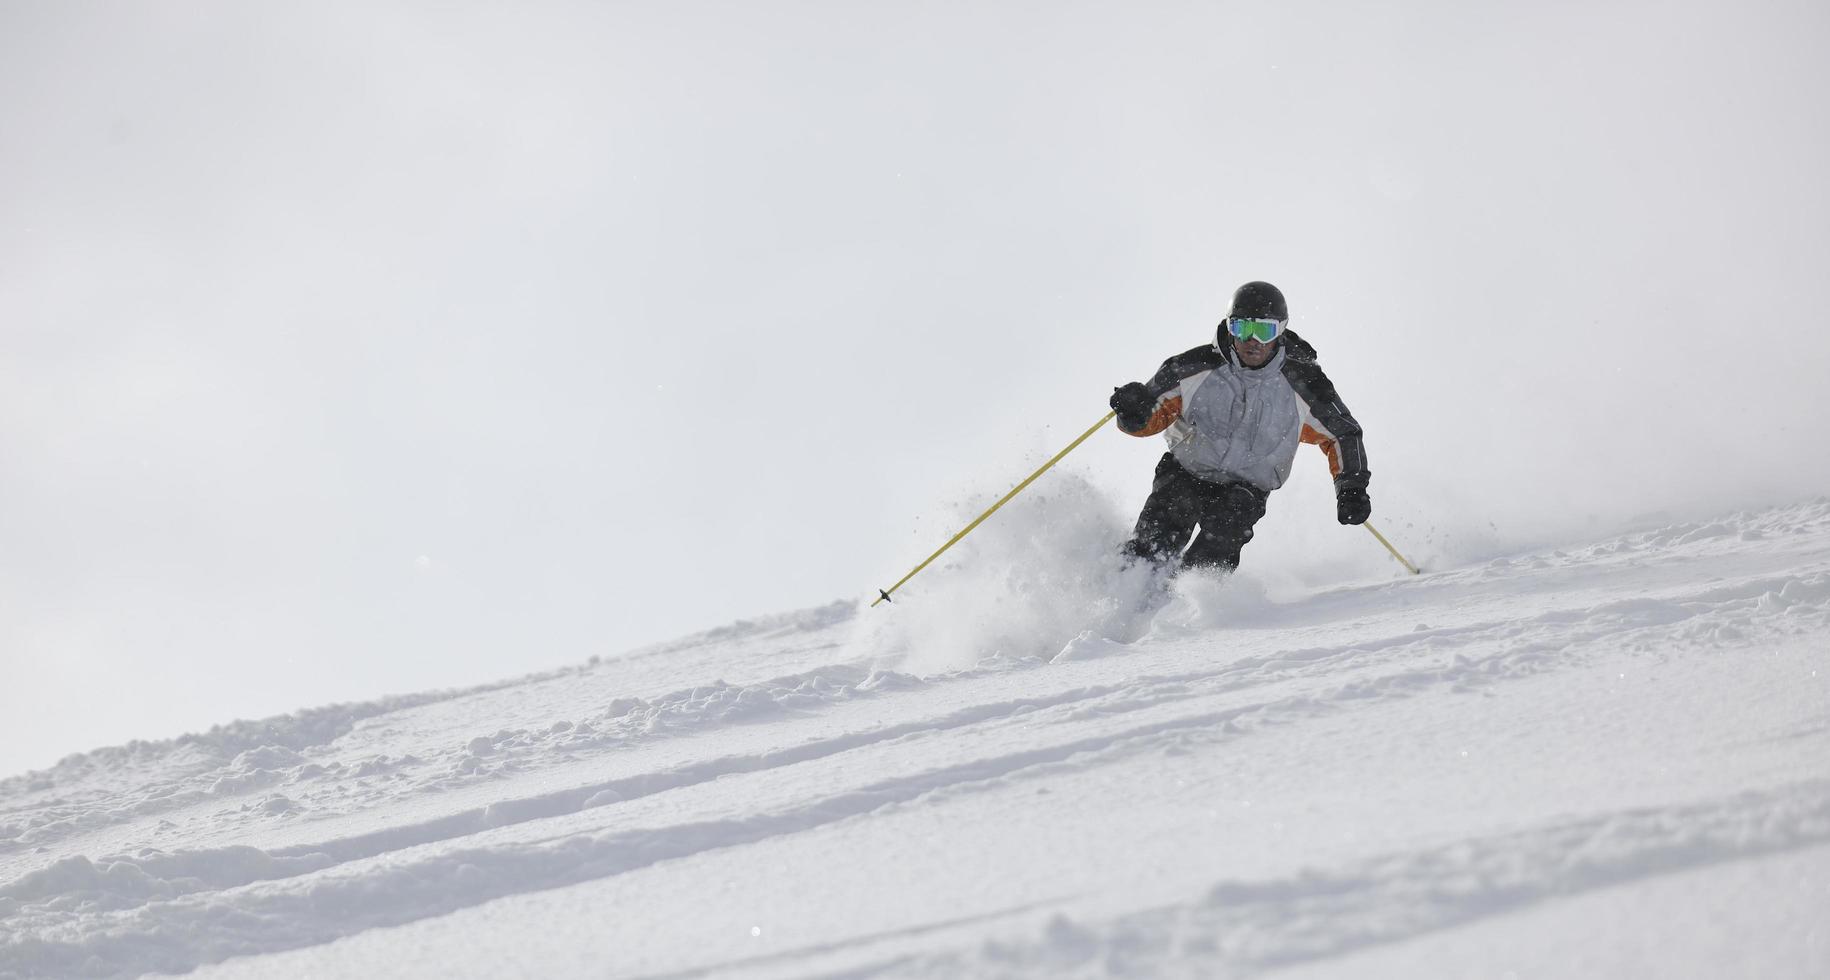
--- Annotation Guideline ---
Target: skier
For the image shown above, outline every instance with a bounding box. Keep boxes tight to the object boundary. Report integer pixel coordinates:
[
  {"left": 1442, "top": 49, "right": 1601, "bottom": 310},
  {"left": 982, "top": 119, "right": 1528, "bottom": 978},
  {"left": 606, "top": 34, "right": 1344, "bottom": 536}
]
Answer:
[{"left": 1108, "top": 281, "right": 1370, "bottom": 574}]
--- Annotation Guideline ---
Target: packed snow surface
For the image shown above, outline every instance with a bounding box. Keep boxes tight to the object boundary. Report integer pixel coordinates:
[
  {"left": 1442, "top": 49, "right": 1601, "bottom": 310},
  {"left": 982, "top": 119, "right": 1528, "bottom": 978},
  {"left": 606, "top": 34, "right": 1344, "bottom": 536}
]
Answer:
[{"left": 3, "top": 500, "right": 1829, "bottom": 978}]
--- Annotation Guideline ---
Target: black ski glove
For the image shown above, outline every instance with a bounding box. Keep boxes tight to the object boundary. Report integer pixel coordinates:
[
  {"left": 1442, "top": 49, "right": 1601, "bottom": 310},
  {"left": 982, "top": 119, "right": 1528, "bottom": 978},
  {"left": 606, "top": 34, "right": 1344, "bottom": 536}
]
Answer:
[
  {"left": 1109, "top": 382, "right": 1155, "bottom": 431},
  {"left": 1335, "top": 473, "right": 1372, "bottom": 526}
]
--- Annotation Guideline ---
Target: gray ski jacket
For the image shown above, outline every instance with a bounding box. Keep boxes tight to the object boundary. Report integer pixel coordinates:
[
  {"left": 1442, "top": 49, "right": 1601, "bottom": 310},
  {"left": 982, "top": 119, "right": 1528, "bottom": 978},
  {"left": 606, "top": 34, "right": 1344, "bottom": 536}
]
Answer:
[{"left": 1117, "top": 330, "right": 1368, "bottom": 493}]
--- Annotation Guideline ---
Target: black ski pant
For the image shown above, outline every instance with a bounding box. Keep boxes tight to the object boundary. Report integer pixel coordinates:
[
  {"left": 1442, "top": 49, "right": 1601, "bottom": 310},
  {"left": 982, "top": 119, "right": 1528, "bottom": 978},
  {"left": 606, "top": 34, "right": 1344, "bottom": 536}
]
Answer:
[{"left": 1123, "top": 453, "right": 1271, "bottom": 572}]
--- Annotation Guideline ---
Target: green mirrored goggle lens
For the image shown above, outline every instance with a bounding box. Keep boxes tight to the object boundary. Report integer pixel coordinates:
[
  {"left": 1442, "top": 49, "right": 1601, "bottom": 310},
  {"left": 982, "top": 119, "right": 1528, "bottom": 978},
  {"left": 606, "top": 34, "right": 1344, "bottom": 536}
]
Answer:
[{"left": 1227, "top": 317, "right": 1284, "bottom": 342}]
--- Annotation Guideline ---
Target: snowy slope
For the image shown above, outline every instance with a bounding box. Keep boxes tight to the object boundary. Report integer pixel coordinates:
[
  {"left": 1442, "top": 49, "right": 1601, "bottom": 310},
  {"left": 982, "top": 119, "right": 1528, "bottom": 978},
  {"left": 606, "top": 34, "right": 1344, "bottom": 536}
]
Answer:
[{"left": 3, "top": 501, "right": 1829, "bottom": 979}]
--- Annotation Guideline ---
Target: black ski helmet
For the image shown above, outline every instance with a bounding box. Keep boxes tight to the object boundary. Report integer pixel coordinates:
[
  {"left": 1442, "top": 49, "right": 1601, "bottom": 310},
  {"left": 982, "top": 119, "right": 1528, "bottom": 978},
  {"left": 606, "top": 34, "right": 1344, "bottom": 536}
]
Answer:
[
  {"left": 1229, "top": 281, "right": 1287, "bottom": 320},
  {"left": 1218, "top": 281, "right": 1288, "bottom": 348}
]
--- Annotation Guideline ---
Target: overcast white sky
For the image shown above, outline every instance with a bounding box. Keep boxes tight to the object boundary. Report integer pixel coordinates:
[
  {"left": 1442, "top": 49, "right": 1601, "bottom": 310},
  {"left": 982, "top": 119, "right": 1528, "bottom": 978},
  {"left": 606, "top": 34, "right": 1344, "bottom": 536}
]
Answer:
[{"left": 4, "top": 0, "right": 1827, "bottom": 777}]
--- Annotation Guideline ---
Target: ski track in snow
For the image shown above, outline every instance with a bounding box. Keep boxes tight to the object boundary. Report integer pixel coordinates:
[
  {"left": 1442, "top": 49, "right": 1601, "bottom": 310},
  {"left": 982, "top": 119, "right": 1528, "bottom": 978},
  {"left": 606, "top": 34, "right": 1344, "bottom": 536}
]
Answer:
[
  {"left": 2, "top": 502, "right": 1829, "bottom": 978},
  {"left": 870, "top": 780, "right": 1830, "bottom": 980}
]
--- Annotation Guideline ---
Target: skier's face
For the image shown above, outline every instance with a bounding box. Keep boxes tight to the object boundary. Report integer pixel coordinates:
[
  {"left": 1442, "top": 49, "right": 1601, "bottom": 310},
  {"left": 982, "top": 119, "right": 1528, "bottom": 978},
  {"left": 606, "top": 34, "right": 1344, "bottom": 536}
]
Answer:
[{"left": 1233, "top": 336, "right": 1277, "bottom": 368}]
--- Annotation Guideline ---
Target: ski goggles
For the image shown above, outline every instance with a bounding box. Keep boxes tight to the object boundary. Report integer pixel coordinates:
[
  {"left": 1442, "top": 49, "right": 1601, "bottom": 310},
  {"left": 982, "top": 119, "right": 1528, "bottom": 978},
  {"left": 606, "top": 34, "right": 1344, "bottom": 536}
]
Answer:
[{"left": 1225, "top": 316, "right": 1286, "bottom": 343}]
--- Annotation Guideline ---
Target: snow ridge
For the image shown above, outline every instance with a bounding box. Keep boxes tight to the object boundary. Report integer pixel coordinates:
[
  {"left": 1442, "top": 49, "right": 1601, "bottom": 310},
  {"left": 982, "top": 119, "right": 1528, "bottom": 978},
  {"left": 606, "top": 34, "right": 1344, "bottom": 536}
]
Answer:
[
  {"left": 2, "top": 502, "right": 1828, "bottom": 978},
  {"left": 905, "top": 780, "right": 1830, "bottom": 978}
]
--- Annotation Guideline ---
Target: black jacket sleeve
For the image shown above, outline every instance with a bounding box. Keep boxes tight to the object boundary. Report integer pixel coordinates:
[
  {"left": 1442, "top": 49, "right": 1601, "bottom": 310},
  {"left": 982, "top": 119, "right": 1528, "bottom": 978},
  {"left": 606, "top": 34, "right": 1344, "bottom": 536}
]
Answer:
[
  {"left": 1279, "top": 330, "right": 1370, "bottom": 482},
  {"left": 1114, "top": 344, "right": 1228, "bottom": 435}
]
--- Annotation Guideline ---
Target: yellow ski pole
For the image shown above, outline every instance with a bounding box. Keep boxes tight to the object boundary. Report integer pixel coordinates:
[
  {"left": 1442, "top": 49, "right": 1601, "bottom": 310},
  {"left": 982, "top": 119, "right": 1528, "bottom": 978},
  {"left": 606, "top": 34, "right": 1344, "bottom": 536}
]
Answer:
[
  {"left": 1363, "top": 521, "right": 1421, "bottom": 575},
  {"left": 872, "top": 410, "right": 1117, "bottom": 607}
]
